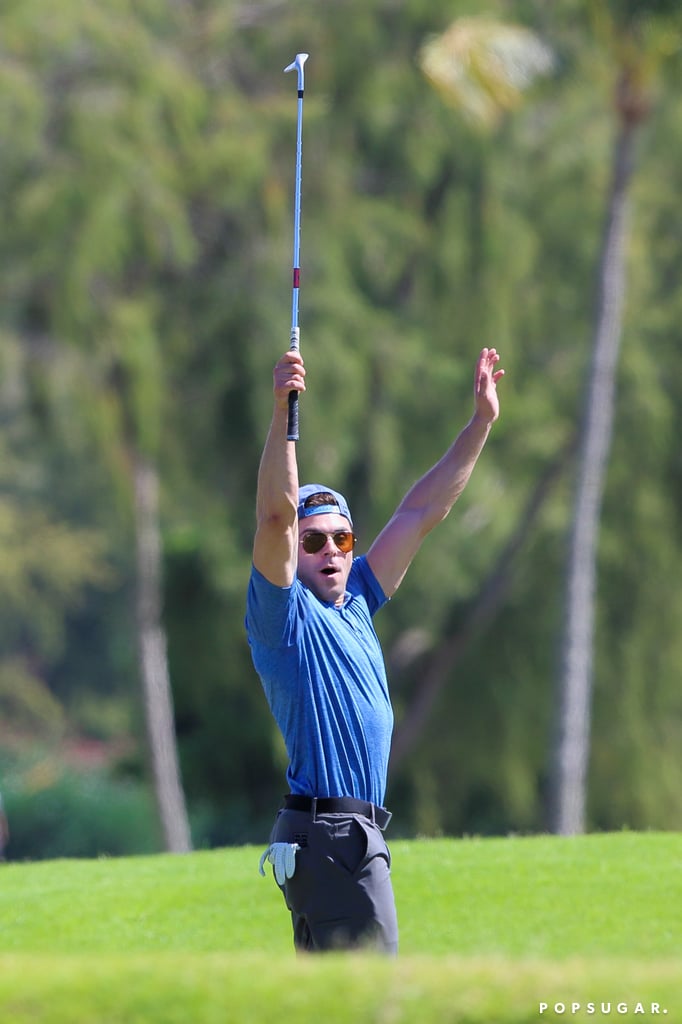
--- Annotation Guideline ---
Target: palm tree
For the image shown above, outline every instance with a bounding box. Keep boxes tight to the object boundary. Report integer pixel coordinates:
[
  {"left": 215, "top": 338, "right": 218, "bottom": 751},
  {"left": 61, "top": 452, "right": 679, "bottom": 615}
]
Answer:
[
  {"left": 420, "top": 6, "right": 677, "bottom": 837},
  {"left": 549, "top": 4, "right": 673, "bottom": 835},
  {"left": 409, "top": 15, "right": 555, "bottom": 766},
  {"left": 420, "top": 16, "right": 554, "bottom": 132}
]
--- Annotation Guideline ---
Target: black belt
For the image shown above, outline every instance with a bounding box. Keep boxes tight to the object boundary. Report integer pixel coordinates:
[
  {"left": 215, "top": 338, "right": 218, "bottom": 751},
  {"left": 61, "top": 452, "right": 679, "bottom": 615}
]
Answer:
[{"left": 283, "top": 794, "right": 392, "bottom": 831}]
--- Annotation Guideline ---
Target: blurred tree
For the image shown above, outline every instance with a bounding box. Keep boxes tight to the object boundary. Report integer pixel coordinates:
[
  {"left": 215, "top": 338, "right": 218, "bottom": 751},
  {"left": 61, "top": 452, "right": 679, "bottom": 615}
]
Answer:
[
  {"left": 0, "top": 0, "right": 206, "bottom": 851},
  {"left": 390, "top": 13, "right": 556, "bottom": 770},
  {"left": 549, "top": 0, "right": 681, "bottom": 835},
  {"left": 0, "top": 369, "right": 112, "bottom": 746},
  {"left": 0, "top": 0, "right": 679, "bottom": 852},
  {"left": 421, "top": 16, "right": 554, "bottom": 131}
]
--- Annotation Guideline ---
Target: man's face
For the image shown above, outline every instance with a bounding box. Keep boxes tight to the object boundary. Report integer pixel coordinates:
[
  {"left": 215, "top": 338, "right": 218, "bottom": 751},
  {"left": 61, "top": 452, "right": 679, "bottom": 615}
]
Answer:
[{"left": 296, "top": 512, "right": 355, "bottom": 606}]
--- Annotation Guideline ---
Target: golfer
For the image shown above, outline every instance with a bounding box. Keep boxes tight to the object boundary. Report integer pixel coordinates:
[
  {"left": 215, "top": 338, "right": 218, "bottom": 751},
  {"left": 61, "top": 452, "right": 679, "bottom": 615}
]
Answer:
[{"left": 247, "top": 346, "right": 504, "bottom": 952}]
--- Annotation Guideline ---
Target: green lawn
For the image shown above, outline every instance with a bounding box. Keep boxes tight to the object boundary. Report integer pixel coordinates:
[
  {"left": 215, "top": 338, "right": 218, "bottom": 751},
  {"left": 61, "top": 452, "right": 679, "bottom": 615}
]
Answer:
[{"left": 0, "top": 832, "right": 680, "bottom": 1022}]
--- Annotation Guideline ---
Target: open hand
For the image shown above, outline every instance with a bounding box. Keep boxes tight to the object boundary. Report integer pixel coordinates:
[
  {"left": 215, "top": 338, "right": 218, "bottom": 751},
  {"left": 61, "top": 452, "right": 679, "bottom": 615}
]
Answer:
[{"left": 474, "top": 347, "right": 504, "bottom": 423}]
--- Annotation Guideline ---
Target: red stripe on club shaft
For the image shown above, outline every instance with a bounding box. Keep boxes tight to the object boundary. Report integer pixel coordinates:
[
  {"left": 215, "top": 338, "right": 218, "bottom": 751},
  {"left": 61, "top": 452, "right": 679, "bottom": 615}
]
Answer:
[{"left": 293, "top": 268, "right": 300, "bottom": 288}]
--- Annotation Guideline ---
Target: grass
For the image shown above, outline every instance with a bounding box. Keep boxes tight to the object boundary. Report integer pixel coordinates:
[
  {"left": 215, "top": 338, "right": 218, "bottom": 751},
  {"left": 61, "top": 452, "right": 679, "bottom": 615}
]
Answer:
[{"left": 0, "top": 832, "right": 680, "bottom": 1022}]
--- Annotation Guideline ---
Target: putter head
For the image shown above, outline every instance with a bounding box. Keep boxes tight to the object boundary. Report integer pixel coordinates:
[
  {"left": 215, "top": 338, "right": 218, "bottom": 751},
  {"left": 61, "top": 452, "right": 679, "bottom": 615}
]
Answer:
[{"left": 284, "top": 53, "right": 309, "bottom": 82}]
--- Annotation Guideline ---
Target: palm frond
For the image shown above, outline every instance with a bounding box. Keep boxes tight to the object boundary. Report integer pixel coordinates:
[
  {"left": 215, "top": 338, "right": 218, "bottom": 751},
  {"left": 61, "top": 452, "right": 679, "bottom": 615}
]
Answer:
[{"left": 420, "top": 17, "right": 555, "bottom": 130}]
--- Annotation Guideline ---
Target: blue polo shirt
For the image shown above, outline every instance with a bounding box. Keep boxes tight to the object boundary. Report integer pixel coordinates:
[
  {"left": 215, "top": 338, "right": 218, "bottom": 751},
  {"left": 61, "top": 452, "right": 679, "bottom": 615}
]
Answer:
[{"left": 246, "top": 556, "right": 393, "bottom": 807}]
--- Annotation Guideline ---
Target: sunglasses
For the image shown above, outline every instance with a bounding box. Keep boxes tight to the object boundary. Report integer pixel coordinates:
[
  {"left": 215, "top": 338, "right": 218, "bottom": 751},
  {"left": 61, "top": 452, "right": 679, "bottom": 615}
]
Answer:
[{"left": 300, "top": 530, "right": 357, "bottom": 555}]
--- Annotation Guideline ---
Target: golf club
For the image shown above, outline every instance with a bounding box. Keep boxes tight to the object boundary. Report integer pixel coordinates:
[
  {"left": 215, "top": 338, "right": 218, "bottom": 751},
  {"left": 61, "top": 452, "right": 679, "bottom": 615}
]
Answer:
[{"left": 283, "top": 52, "right": 309, "bottom": 441}]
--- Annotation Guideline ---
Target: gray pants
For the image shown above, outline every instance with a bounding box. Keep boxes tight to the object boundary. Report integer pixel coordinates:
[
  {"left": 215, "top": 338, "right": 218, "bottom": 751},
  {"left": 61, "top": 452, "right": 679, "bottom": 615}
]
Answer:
[{"left": 269, "top": 806, "right": 399, "bottom": 953}]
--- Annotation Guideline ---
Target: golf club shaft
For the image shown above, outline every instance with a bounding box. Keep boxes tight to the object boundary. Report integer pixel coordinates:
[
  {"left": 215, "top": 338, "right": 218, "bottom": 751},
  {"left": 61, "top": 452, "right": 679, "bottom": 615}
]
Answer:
[{"left": 284, "top": 53, "right": 308, "bottom": 441}]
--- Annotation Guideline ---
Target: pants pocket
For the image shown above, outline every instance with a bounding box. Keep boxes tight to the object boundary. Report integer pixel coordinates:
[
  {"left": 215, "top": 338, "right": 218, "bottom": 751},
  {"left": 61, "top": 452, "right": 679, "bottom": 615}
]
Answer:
[{"left": 323, "top": 816, "right": 368, "bottom": 877}]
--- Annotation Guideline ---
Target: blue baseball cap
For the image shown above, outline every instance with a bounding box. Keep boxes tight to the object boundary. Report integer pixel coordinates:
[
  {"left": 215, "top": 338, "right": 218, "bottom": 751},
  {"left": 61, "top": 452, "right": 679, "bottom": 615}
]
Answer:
[{"left": 297, "top": 484, "right": 353, "bottom": 527}]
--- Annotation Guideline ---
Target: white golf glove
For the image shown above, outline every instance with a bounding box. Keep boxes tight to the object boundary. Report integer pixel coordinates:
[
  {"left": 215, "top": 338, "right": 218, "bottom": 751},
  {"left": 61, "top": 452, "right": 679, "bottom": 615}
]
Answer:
[{"left": 258, "top": 842, "right": 300, "bottom": 885}]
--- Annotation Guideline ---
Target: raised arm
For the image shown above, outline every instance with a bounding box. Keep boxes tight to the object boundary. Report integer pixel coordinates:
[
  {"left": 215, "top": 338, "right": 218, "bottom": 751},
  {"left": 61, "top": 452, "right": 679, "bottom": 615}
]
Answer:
[
  {"left": 252, "top": 350, "right": 306, "bottom": 587},
  {"left": 366, "top": 348, "right": 504, "bottom": 597}
]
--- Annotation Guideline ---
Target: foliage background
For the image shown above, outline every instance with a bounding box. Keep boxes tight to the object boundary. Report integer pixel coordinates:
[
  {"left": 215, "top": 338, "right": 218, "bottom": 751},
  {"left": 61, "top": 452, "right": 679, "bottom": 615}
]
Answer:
[{"left": 0, "top": 0, "right": 681, "bottom": 856}]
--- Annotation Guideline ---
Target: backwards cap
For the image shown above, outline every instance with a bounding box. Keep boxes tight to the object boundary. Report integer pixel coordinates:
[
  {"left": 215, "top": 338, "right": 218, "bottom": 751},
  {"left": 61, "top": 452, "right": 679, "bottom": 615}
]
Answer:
[{"left": 297, "top": 484, "right": 353, "bottom": 527}]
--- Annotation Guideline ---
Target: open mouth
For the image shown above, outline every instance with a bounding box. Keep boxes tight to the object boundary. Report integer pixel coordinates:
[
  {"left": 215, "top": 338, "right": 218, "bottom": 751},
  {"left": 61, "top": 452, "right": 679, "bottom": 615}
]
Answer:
[{"left": 319, "top": 561, "right": 346, "bottom": 577}]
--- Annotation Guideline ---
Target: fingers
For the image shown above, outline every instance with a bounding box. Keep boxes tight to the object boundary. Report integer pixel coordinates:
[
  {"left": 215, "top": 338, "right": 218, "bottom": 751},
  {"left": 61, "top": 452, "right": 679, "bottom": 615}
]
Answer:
[
  {"left": 473, "top": 348, "right": 504, "bottom": 425},
  {"left": 476, "top": 347, "right": 504, "bottom": 390},
  {"left": 273, "top": 350, "right": 306, "bottom": 404},
  {"left": 283, "top": 842, "right": 299, "bottom": 879},
  {"left": 479, "top": 347, "right": 500, "bottom": 369},
  {"left": 265, "top": 842, "right": 300, "bottom": 885}
]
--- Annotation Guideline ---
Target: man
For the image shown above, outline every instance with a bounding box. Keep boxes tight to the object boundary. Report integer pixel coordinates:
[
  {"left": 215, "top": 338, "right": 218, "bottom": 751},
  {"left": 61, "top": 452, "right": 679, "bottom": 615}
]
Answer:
[{"left": 246, "top": 345, "right": 504, "bottom": 953}]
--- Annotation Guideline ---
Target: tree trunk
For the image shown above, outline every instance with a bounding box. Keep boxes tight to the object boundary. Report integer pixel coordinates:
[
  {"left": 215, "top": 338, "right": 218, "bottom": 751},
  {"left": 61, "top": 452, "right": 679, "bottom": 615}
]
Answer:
[
  {"left": 134, "top": 451, "right": 192, "bottom": 853},
  {"left": 548, "top": 113, "right": 637, "bottom": 835}
]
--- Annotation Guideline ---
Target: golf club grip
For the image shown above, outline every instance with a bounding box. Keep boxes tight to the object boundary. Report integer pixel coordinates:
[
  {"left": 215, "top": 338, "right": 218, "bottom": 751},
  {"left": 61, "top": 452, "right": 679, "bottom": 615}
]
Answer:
[{"left": 287, "top": 390, "right": 299, "bottom": 441}]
